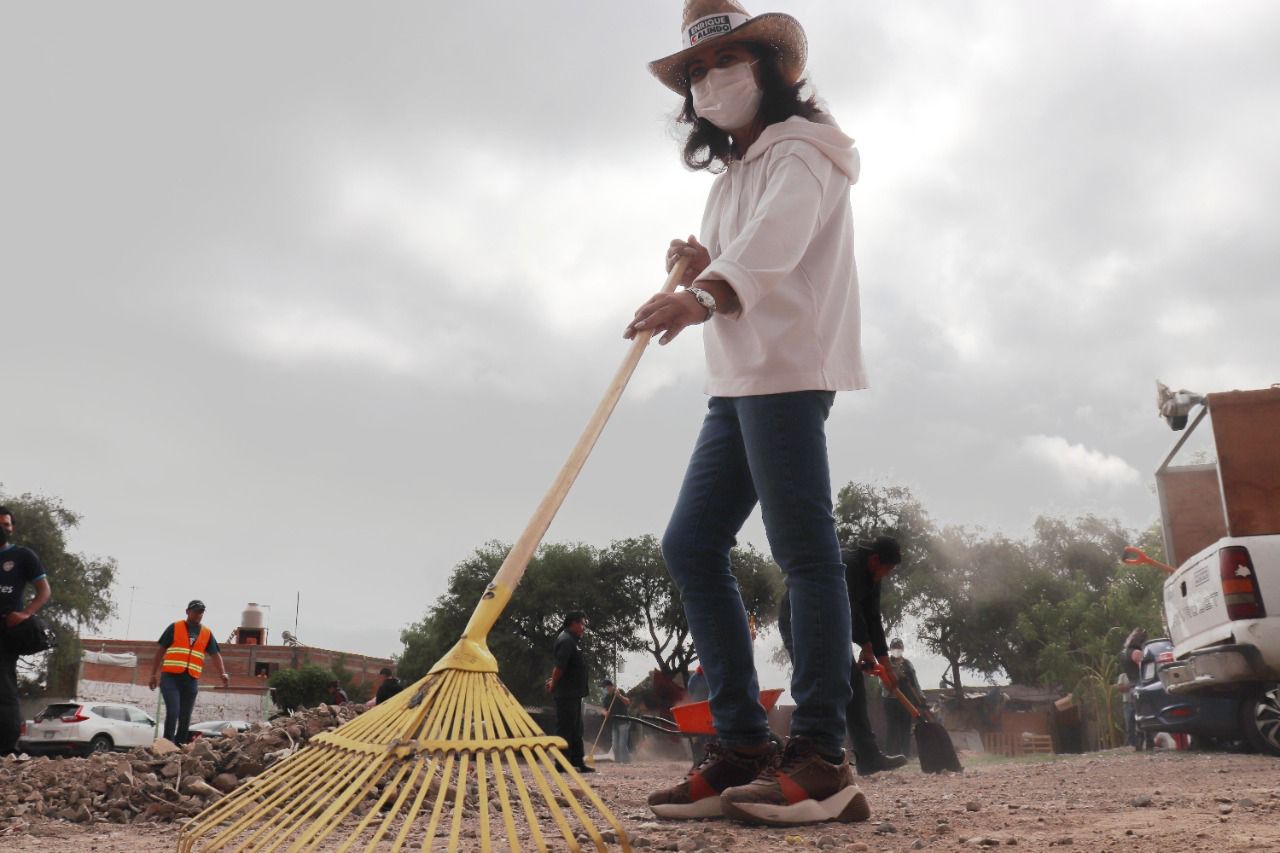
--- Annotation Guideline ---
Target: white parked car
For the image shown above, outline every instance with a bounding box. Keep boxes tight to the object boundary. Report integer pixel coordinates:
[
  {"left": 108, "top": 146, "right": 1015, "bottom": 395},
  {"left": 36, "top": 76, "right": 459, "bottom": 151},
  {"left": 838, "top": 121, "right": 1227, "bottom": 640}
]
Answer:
[
  {"left": 189, "top": 719, "right": 250, "bottom": 739},
  {"left": 19, "top": 701, "right": 157, "bottom": 756}
]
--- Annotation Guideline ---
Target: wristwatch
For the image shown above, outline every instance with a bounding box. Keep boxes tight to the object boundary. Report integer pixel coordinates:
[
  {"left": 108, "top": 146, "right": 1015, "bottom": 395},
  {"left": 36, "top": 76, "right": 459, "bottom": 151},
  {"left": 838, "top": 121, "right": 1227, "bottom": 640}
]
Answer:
[{"left": 687, "top": 286, "right": 717, "bottom": 321}]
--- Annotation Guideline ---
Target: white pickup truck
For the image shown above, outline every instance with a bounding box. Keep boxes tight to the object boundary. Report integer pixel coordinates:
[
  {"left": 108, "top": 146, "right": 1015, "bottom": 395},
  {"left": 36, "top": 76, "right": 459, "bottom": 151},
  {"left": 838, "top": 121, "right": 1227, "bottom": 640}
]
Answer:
[{"left": 1153, "top": 385, "right": 1280, "bottom": 756}]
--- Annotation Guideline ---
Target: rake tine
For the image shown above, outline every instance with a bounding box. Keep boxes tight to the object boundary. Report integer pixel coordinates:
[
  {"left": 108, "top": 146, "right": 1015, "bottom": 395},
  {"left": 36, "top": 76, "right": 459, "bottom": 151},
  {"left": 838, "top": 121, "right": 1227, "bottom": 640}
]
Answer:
[
  {"left": 423, "top": 751, "right": 459, "bottom": 849},
  {"left": 505, "top": 748, "right": 550, "bottom": 853},
  {"left": 477, "top": 749, "right": 491, "bottom": 852},
  {"left": 519, "top": 745, "right": 579, "bottom": 851},
  {"left": 276, "top": 754, "right": 388, "bottom": 853},
  {"left": 343, "top": 756, "right": 419, "bottom": 853},
  {"left": 534, "top": 747, "right": 605, "bottom": 852},
  {"left": 390, "top": 755, "right": 440, "bottom": 852},
  {"left": 489, "top": 748, "right": 523, "bottom": 852}
]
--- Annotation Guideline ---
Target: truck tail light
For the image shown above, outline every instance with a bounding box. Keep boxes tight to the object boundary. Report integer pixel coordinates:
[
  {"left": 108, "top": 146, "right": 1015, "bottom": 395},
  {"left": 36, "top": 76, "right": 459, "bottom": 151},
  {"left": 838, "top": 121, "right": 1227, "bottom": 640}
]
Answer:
[
  {"left": 1156, "top": 651, "right": 1174, "bottom": 664},
  {"left": 19, "top": 722, "right": 27, "bottom": 736},
  {"left": 60, "top": 707, "right": 89, "bottom": 723},
  {"left": 1220, "top": 546, "right": 1266, "bottom": 620}
]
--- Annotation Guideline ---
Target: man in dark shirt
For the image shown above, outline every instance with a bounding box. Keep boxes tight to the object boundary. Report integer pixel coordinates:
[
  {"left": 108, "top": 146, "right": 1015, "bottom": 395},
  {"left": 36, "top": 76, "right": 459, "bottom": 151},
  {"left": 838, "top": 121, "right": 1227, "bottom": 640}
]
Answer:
[
  {"left": 545, "top": 611, "right": 592, "bottom": 772},
  {"left": 0, "top": 507, "right": 53, "bottom": 754},
  {"left": 374, "top": 667, "right": 403, "bottom": 704},
  {"left": 780, "top": 536, "right": 908, "bottom": 775}
]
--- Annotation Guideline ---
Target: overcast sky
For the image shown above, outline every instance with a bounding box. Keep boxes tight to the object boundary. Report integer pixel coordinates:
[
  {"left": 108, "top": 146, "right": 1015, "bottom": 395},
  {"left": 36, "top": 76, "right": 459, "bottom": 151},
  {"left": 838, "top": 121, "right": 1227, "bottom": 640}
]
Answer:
[{"left": 4, "top": 2, "right": 1278, "bottom": 691}]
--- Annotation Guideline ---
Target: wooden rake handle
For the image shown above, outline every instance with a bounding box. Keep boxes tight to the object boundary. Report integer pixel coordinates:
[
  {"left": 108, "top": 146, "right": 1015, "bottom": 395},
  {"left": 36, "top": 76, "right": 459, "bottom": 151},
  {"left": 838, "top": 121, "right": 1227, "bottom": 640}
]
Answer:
[{"left": 461, "top": 259, "right": 690, "bottom": 641}]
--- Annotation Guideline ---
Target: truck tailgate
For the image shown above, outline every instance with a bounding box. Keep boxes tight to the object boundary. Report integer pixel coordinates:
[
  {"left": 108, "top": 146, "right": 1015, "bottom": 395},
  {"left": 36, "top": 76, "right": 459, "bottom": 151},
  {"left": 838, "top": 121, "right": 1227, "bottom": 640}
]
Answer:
[{"left": 1166, "top": 535, "right": 1280, "bottom": 669}]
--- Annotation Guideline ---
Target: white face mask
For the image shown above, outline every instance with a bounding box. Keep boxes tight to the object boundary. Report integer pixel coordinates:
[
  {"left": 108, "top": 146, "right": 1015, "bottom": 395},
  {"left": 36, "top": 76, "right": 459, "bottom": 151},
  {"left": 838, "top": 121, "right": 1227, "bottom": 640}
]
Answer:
[
  {"left": 691, "top": 61, "right": 762, "bottom": 132},
  {"left": 889, "top": 648, "right": 904, "bottom": 659}
]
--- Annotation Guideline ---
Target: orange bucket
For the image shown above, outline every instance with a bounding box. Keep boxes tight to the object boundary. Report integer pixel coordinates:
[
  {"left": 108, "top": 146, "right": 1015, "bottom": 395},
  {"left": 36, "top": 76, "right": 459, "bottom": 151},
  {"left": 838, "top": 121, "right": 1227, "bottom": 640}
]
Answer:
[{"left": 669, "top": 688, "right": 785, "bottom": 736}]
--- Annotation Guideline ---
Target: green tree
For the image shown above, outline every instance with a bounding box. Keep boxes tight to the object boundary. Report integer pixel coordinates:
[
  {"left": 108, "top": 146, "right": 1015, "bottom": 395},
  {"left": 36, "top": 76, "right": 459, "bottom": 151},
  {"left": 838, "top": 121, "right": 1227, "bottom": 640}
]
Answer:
[
  {"left": 0, "top": 487, "right": 117, "bottom": 695},
  {"left": 268, "top": 663, "right": 337, "bottom": 713},
  {"left": 600, "top": 536, "right": 782, "bottom": 684},
  {"left": 833, "top": 482, "right": 936, "bottom": 631},
  {"left": 398, "top": 541, "right": 642, "bottom": 706}
]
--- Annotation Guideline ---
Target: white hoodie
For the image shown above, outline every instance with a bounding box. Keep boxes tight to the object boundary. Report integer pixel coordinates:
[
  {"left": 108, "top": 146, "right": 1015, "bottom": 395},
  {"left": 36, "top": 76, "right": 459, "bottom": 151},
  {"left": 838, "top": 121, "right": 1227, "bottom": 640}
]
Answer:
[{"left": 697, "top": 115, "right": 867, "bottom": 397}]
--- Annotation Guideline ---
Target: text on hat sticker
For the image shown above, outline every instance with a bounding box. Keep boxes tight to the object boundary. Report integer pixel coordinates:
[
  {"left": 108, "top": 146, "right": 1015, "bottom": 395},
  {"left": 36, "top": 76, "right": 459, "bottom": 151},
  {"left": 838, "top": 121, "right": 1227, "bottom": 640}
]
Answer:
[{"left": 689, "top": 15, "right": 733, "bottom": 46}]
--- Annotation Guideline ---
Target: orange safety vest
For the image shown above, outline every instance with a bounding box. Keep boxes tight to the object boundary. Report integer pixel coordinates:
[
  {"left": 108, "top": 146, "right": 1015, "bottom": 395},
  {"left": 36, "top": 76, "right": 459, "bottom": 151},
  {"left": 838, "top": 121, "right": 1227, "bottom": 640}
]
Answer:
[{"left": 162, "top": 620, "right": 213, "bottom": 678}]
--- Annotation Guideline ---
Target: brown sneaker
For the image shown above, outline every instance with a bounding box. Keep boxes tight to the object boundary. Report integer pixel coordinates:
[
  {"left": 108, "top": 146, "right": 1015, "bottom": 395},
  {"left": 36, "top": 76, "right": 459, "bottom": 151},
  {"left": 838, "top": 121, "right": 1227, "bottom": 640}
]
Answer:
[
  {"left": 648, "top": 742, "right": 775, "bottom": 819},
  {"left": 720, "top": 736, "right": 871, "bottom": 826}
]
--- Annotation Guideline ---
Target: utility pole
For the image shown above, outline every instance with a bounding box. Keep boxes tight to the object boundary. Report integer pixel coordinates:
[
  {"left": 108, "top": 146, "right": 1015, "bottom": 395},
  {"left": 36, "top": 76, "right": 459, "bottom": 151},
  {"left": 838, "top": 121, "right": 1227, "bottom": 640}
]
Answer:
[{"left": 124, "top": 585, "right": 139, "bottom": 639}]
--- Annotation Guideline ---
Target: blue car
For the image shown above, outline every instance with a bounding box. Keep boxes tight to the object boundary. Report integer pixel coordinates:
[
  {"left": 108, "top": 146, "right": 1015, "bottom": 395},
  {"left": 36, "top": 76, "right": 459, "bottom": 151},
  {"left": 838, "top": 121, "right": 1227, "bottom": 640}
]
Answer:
[{"left": 1133, "top": 638, "right": 1248, "bottom": 749}]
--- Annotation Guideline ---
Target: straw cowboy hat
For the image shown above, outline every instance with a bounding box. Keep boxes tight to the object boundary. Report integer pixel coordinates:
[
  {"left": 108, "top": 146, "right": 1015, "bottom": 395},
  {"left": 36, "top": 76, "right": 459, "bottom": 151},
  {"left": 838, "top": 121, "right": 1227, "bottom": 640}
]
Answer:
[{"left": 648, "top": 0, "right": 807, "bottom": 94}]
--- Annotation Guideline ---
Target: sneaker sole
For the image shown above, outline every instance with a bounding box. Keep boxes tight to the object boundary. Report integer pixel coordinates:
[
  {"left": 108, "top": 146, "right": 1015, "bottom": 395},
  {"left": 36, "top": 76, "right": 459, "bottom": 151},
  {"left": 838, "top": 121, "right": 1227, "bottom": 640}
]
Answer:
[
  {"left": 721, "top": 787, "right": 871, "bottom": 826},
  {"left": 649, "top": 797, "right": 725, "bottom": 820}
]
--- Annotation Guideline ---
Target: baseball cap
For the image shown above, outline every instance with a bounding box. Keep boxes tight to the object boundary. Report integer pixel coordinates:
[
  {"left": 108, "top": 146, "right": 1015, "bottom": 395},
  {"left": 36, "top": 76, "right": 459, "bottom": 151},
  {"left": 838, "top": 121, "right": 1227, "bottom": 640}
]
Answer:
[{"left": 187, "top": 600, "right": 206, "bottom": 612}]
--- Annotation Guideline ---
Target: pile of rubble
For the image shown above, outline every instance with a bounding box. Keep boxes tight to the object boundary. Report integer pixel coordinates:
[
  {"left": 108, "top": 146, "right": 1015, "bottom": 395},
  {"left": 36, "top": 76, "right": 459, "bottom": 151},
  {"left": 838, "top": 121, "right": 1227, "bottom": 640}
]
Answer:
[{"left": 0, "top": 702, "right": 363, "bottom": 826}]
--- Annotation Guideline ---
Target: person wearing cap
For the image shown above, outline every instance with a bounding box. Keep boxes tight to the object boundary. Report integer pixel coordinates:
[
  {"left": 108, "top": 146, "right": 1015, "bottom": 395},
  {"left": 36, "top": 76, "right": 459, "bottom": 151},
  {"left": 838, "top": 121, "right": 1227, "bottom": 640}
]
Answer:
[
  {"left": 602, "top": 679, "right": 633, "bottom": 764},
  {"left": 629, "top": 0, "right": 869, "bottom": 826},
  {"left": 545, "top": 612, "right": 593, "bottom": 772},
  {"left": 779, "top": 537, "right": 909, "bottom": 776},
  {"left": 881, "top": 638, "right": 924, "bottom": 759},
  {"left": 148, "top": 600, "right": 230, "bottom": 745}
]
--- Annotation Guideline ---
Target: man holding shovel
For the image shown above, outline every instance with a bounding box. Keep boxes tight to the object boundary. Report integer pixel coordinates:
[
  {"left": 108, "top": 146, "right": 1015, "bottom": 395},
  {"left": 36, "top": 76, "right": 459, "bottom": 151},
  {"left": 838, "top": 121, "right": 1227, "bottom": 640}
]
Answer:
[{"left": 780, "top": 536, "right": 908, "bottom": 776}]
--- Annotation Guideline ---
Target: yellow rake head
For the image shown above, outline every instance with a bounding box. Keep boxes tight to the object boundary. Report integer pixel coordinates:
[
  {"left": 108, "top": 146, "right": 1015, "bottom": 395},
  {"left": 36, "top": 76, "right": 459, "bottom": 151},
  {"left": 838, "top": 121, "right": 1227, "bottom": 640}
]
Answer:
[{"left": 178, "top": 629, "right": 629, "bottom": 852}]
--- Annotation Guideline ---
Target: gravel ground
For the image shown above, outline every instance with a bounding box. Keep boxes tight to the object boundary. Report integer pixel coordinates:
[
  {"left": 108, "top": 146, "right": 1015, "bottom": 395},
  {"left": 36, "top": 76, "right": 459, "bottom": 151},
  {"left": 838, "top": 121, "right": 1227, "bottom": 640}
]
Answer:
[{"left": 3, "top": 747, "right": 1278, "bottom": 851}]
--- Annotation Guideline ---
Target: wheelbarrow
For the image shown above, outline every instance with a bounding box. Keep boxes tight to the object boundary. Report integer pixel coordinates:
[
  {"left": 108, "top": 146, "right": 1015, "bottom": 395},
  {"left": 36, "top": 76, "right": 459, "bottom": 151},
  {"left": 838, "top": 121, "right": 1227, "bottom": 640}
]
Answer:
[{"left": 620, "top": 687, "right": 786, "bottom": 738}]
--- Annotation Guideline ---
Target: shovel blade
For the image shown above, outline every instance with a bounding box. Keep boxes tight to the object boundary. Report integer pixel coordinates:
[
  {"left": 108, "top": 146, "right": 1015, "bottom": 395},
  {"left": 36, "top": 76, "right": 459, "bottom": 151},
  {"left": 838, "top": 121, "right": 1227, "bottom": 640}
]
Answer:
[{"left": 914, "top": 720, "right": 963, "bottom": 773}]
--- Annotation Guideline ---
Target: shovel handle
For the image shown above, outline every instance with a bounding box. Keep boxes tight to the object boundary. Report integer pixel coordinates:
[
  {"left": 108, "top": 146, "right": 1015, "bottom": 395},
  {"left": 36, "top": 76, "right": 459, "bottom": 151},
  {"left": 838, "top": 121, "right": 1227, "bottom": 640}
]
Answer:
[
  {"left": 1123, "top": 546, "right": 1175, "bottom": 575},
  {"left": 869, "top": 662, "right": 927, "bottom": 720}
]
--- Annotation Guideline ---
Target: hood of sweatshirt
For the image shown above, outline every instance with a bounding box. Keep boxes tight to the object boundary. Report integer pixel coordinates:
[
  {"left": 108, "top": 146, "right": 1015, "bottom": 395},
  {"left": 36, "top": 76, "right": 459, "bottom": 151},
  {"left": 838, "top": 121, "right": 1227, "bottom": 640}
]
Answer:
[{"left": 741, "top": 114, "right": 860, "bottom": 184}]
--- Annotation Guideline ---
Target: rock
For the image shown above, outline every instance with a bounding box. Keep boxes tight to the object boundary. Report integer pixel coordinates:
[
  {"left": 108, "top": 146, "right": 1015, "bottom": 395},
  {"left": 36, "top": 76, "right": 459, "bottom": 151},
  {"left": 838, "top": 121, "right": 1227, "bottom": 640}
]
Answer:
[
  {"left": 1218, "top": 804, "right": 1233, "bottom": 815},
  {"left": 912, "top": 841, "right": 926, "bottom": 850},
  {"left": 965, "top": 800, "right": 982, "bottom": 811},
  {"left": 784, "top": 836, "right": 804, "bottom": 846},
  {"left": 1130, "top": 795, "right": 1153, "bottom": 807},
  {"left": 875, "top": 822, "right": 898, "bottom": 834},
  {"left": 160, "top": 760, "right": 182, "bottom": 779},
  {"left": 180, "top": 777, "right": 222, "bottom": 798},
  {"left": 211, "top": 773, "right": 239, "bottom": 794},
  {"left": 817, "top": 835, "right": 839, "bottom": 849},
  {"left": 972, "top": 839, "right": 1000, "bottom": 848},
  {"left": 632, "top": 838, "right": 651, "bottom": 849},
  {"left": 850, "top": 844, "right": 870, "bottom": 852},
  {"left": 1240, "top": 798, "right": 1257, "bottom": 808},
  {"left": 677, "top": 839, "right": 703, "bottom": 852},
  {"left": 151, "top": 738, "right": 180, "bottom": 755}
]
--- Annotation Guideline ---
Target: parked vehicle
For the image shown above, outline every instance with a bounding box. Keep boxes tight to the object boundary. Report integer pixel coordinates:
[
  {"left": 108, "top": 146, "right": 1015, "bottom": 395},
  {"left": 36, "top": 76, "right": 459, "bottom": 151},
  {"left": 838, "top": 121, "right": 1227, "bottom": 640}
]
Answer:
[
  {"left": 18, "top": 701, "right": 157, "bottom": 756},
  {"left": 189, "top": 720, "right": 250, "bottom": 739},
  {"left": 1149, "top": 385, "right": 1280, "bottom": 756},
  {"left": 1132, "top": 638, "right": 1247, "bottom": 749}
]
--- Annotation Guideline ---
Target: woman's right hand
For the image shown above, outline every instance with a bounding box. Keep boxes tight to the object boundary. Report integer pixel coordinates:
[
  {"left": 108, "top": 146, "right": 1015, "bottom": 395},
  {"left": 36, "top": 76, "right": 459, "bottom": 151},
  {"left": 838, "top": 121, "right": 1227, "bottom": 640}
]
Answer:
[{"left": 665, "top": 235, "right": 710, "bottom": 285}]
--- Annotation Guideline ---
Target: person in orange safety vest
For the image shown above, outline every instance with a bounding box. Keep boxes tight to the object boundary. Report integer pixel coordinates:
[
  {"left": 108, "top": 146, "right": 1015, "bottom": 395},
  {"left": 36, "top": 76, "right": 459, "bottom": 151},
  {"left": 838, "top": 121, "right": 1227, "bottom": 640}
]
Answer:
[{"left": 147, "top": 600, "right": 230, "bottom": 744}]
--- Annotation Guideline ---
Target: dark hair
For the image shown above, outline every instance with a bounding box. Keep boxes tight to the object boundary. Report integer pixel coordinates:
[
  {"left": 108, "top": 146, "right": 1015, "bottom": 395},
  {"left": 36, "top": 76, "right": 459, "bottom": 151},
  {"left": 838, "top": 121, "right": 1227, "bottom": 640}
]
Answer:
[
  {"left": 379, "top": 667, "right": 393, "bottom": 677},
  {"left": 0, "top": 506, "right": 12, "bottom": 520},
  {"left": 677, "top": 42, "right": 822, "bottom": 173},
  {"left": 563, "top": 611, "right": 585, "bottom": 628}
]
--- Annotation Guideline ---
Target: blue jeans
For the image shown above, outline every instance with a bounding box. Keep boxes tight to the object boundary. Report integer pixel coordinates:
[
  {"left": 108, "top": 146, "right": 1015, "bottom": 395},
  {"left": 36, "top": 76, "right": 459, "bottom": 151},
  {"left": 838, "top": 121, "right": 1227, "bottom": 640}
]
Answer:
[
  {"left": 611, "top": 720, "right": 632, "bottom": 763},
  {"left": 159, "top": 672, "right": 200, "bottom": 744},
  {"left": 662, "top": 392, "right": 852, "bottom": 756}
]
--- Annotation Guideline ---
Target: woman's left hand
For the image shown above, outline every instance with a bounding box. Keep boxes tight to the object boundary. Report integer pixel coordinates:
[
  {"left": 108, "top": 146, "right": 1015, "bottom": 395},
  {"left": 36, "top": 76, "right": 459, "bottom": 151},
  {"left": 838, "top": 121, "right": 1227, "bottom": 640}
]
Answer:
[{"left": 623, "top": 290, "right": 706, "bottom": 345}]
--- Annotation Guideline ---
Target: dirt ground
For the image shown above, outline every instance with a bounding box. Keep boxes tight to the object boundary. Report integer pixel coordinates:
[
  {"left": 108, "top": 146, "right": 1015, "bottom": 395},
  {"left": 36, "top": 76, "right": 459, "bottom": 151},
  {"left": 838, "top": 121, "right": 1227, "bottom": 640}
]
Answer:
[{"left": 3, "top": 747, "right": 1278, "bottom": 852}]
